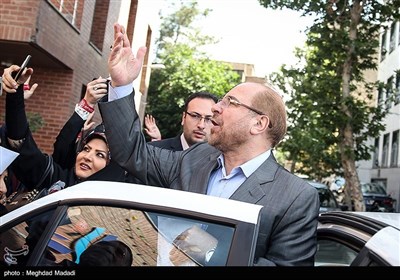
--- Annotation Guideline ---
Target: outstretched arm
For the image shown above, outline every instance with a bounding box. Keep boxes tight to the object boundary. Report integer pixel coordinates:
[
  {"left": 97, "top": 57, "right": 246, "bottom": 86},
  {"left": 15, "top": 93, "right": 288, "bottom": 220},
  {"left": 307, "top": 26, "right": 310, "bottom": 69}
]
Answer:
[
  {"left": 52, "top": 77, "right": 107, "bottom": 169},
  {"left": 2, "top": 65, "right": 32, "bottom": 148},
  {"left": 99, "top": 23, "right": 175, "bottom": 186},
  {"left": 2, "top": 65, "right": 54, "bottom": 190}
]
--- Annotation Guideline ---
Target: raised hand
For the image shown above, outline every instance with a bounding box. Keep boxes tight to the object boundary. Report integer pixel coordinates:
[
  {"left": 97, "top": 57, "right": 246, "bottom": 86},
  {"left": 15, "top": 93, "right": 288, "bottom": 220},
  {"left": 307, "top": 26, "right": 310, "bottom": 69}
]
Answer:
[
  {"left": 23, "top": 76, "right": 38, "bottom": 100},
  {"left": 108, "top": 23, "right": 147, "bottom": 87},
  {"left": 1, "top": 65, "right": 33, "bottom": 93},
  {"left": 84, "top": 77, "right": 108, "bottom": 107},
  {"left": 83, "top": 112, "right": 96, "bottom": 132},
  {"left": 144, "top": 114, "right": 162, "bottom": 141}
]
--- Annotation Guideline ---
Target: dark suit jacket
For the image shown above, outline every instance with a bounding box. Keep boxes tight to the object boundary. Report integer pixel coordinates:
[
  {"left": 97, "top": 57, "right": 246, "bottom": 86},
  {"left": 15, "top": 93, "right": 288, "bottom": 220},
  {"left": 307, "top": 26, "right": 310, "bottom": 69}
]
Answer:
[
  {"left": 99, "top": 92, "right": 319, "bottom": 266},
  {"left": 148, "top": 135, "right": 183, "bottom": 151}
]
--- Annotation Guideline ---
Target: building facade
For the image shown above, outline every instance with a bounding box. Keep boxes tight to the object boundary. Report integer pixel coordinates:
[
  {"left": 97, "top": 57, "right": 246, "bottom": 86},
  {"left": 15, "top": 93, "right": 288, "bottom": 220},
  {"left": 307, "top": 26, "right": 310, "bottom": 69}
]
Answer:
[
  {"left": 0, "top": 0, "right": 159, "bottom": 154},
  {"left": 357, "top": 20, "right": 400, "bottom": 212}
]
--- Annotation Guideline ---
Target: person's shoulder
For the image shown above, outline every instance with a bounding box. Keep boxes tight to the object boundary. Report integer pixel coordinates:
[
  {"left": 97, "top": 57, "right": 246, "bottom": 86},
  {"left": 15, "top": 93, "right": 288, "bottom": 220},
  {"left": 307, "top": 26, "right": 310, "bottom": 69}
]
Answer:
[
  {"left": 274, "top": 164, "right": 314, "bottom": 189},
  {"left": 148, "top": 134, "right": 182, "bottom": 149},
  {"left": 185, "top": 142, "right": 219, "bottom": 158},
  {"left": 148, "top": 137, "right": 175, "bottom": 147}
]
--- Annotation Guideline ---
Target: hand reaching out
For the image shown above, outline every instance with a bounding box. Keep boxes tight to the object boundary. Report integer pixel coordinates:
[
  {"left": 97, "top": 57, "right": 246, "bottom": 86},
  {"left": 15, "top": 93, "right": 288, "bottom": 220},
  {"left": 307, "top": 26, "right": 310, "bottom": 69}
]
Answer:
[
  {"left": 23, "top": 76, "right": 38, "bottom": 100},
  {"left": 84, "top": 77, "right": 108, "bottom": 107},
  {"left": 108, "top": 23, "right": 147, "bottom": 87},
  {"left": 144, "top": 114, "right": 162, "bottom": 141},
  {"left": 1, "top": 65, "right": 33, "bottom": 93}
]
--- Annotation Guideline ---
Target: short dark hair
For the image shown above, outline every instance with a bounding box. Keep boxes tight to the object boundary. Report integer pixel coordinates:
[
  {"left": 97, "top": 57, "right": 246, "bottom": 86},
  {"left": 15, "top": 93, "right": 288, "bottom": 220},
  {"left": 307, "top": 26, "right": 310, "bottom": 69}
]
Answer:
[
  {"left": 183, "top": 91, "right": 218, "bottom": 112},
  {"left": 79, "top": 240, "right": 133, "bottom": 266}
]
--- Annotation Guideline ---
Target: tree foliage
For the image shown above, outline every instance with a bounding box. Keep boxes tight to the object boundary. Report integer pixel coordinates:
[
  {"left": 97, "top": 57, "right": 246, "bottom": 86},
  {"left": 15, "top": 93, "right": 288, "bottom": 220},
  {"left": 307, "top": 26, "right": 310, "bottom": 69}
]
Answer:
[
  {"left": 147, "top": 1, "right": 240, "bottom": 139},
  {"left": 260, "top": 0, "right": 400, "bottom": 210},
  {"left": 1, "top": 112, "right": 44, "bottom": 133}
]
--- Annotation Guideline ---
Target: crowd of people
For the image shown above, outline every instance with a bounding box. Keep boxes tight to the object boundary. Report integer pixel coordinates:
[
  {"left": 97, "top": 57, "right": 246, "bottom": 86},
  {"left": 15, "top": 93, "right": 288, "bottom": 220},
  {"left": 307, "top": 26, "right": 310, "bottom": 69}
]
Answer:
[{"left": 0, "top": 22, "right": 319, "bottom": 266}]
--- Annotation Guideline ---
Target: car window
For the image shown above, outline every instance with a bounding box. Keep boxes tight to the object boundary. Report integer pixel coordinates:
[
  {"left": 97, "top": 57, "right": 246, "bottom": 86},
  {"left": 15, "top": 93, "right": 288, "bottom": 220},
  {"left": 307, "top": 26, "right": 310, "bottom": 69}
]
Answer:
[
  {"left": 315, "top": 239, "right": 358, "bottom": 266},
  {"left": 37, "top": 205, "right": 235, "bottom": 267},
  {"left": 361, "top": 183, "right": 387, "bottom": 195},
  {"left": 318, "top": 188, "right": 338, "bottom": 208},
  {"left": 0, "top": 209, "right": 56, "bottom": 266}
]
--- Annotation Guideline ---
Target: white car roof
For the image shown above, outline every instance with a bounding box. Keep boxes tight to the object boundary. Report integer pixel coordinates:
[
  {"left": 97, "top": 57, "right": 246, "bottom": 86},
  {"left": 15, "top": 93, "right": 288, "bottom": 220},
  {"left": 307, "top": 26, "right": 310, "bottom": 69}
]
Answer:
[
  {"left": 350, "top": 212, "right": 400, "bottom": 231},
  {"left": 0, "top": 181, "right": 263, "bottom": 226},
  {"left": 365, "top": 227, "right": 400, "bottom": 266}
]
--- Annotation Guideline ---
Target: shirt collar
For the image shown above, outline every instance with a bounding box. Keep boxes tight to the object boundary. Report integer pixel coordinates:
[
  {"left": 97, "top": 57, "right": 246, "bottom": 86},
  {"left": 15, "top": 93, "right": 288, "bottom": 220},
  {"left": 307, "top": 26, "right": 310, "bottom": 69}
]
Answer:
[
  {"left": 216, "top": 149, "right": 272, "bottom": 178},
  {"left": 180, "top": 133, "right": 190, "bottom": 150}
]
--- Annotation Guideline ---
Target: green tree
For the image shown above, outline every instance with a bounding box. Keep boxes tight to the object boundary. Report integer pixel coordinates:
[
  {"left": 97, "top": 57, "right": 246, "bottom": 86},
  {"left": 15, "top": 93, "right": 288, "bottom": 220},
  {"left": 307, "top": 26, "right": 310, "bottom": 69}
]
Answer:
[
  {"left": 146, "top": 1, "right": 240, "bottom": 139},
  {"left": 1, "top": 112, "right": 44, "bottom": 133},
  {"left": 260, "top": 0, "right": 400, "bottom": 210}
]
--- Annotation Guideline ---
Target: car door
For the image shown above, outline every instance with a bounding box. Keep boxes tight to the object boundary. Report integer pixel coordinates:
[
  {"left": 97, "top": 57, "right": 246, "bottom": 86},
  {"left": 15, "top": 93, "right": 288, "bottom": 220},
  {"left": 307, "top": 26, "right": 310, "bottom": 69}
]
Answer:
[{"left": 0, "top": 181, "right": 263, "bottom": 267}]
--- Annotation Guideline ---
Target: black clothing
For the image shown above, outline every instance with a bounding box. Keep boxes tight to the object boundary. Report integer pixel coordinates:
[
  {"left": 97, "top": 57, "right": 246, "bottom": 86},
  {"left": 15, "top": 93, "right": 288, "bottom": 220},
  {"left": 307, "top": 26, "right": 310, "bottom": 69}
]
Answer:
[
  {"left": 148, "top": 134, "right": 183, "bottom": 151},
  {"left": 4, "top": 86, "right": 129, "bottom": 193}
]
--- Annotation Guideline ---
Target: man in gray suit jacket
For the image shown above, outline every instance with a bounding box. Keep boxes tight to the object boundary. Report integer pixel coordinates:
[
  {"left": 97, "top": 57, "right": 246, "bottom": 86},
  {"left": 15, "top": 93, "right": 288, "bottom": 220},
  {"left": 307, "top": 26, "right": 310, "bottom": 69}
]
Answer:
[{"left": 99, "top": 23, "right": 319, "bottom": 266}]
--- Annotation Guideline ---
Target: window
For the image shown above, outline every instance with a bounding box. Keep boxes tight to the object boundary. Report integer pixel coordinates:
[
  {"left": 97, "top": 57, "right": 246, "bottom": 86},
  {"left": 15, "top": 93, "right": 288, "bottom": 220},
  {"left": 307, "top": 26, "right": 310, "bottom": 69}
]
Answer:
[
  {"left": 382, "top": 134, "right": 390, "bottom": 168},
  {"left": 0, "top": 181, "right": 261, "bottom": 267},
  {"left": 0, "top": 209, "right": 56, "bottom": 266},
  {"left": 315, "top": 239, "right": 358, "bottom": 266},
  {"left": 373, "top": 138, "right": 380, "bottom": 168},
  {"left": 36, "top": 205, "right": 234, "bottom": 266},
  {"left": 126, "top": 0, "right": 138, "bottom": 44},
  {"left": 389, "top": 22, "right": 396, "bottom": 53},
  {"left": 89, "top": 0, "right": 110, "bottom": 52},
  {"left": 361, "top": 182, "right": 387, "bottom": 195},
  {"left": 318, "top": 188, "right": 338, "bottom": 209},
  {"left": 395, "top": 72, "right": 400, "bottom": 105},
  {"left": 398, "top": 21, "right": 400, "bottom": 46},
  {"left": 381, "top": 29, "right": 387, "bottom": 61},
  {"left": 386, "top": 76, "right": 393, "bottom": 110},
  {"left": 370, "top": 179, "right": 387, "bottom": 189},
  {"left": 377, "top": 86, "right": 384, "bottom": 107},
  {"left": 48, "top": 0, "right": 83, "bottom": 29},
  {"left": 391, "top": 130, "right": 399, "bottom": 167}
]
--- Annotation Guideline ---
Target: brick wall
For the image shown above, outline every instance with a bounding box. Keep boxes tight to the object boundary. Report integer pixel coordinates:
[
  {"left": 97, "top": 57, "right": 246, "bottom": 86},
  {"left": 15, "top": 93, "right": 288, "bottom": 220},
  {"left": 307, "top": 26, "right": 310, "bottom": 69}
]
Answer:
[
  {"left": 0, "top": 0, "right": 39, "bottom": 40},
  {"left": 24, "top": 69, "right": 74, "bottom": 151}
]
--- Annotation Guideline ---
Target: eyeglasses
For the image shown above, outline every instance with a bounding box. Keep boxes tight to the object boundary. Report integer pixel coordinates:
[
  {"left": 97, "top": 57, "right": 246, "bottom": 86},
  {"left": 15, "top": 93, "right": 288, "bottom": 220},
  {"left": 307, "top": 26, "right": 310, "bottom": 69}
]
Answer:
[
  {"left": 218, "top": 96, "right": 272, "bottom": 128},
  {"left": 185, "top": 111, "right": 213, "bottom": 125},
  {"left": 218, "top": 95, "right": 265, "bottom": 115}
]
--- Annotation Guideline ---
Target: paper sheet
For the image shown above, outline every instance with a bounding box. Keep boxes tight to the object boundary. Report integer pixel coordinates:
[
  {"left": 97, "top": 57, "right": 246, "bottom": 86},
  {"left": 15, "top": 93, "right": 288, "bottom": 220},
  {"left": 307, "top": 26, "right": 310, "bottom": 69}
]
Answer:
[{"left": 0, "top": 146, "right": 19, "bottom": 174}]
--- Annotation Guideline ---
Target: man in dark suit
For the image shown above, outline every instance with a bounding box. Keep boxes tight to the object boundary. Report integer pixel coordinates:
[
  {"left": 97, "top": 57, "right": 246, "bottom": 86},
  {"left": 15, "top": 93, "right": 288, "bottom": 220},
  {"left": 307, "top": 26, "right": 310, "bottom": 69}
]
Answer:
[
  {"left": 99, "top": 23, "right": 319, "bottom": 266},
  {"left": 147, "top": 91, "right": 218, "bottom": 151}
]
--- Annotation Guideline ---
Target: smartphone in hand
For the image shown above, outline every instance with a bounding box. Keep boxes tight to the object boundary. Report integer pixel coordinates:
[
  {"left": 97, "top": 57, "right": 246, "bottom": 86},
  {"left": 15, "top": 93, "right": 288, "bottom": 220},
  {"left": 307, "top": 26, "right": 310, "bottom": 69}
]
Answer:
[{"left": 12, "top": 55, "right": 32, "bottom": 81}]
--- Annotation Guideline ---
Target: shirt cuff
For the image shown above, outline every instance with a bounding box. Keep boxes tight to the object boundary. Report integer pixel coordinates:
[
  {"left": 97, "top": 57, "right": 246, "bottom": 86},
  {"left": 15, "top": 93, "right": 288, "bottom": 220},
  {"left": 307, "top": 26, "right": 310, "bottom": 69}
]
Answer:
[{"left": 108, "top": 83, "right": 132, "bottom": 101}]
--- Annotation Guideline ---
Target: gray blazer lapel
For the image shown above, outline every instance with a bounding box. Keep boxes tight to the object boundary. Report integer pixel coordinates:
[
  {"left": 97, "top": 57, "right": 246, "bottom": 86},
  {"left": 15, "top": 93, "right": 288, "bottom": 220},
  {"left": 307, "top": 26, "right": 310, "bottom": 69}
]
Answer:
[
  {"left": 188, "top": 153, "right": 220, "bottom": 194},
  {"left": 230, "top": 154, "right": 279, "bottom": 204}
]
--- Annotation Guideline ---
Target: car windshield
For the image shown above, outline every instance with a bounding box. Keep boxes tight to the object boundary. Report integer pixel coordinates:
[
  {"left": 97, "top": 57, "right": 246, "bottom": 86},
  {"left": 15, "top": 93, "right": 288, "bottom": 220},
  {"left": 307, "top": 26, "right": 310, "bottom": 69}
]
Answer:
[{"left": 361, "top": 183, "right": 387, "bottom": 195}]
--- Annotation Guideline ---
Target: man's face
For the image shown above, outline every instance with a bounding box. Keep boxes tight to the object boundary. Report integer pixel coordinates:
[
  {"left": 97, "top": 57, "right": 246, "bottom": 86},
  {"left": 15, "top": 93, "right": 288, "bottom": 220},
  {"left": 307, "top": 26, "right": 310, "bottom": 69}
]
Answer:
[
  {"left": 182, "top": 98, "right": 216, "bottom": 146},
  {"left": 209, "top": 84, "right": 258, "bottom": 152}
]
